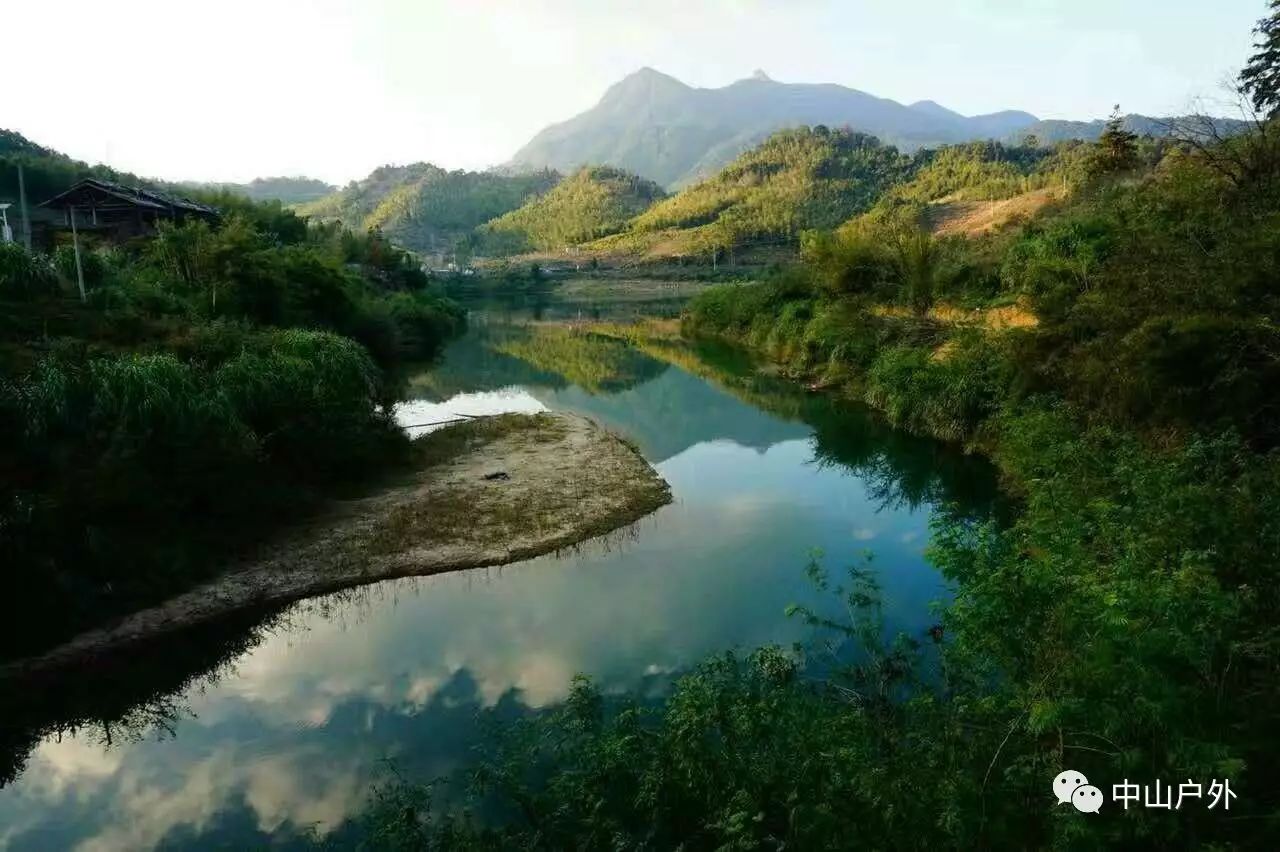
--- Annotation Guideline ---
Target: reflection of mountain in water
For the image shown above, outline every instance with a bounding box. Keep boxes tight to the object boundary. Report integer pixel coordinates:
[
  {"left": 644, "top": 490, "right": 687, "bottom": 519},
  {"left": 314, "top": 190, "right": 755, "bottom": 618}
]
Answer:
[
  {"left": 493, "top": 329, "right": 667, "bottom": 394},
  {"left": 616, "top": 334, "right": 1005, "bottom": 518},
  {"left": 404, "top": 318, "right": 570, "bottom": 401},
  {"left": 407, "top": 318, "right": 806, "bottom": 462},
  {"left": 531, "top": 366, "right": 808, "bottom": 463}
]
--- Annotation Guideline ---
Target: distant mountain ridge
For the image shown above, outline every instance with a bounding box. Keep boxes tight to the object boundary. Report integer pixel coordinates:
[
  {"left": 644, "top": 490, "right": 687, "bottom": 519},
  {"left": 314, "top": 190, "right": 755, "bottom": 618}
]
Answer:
[
  {"left": 181, "top": 176, "right": 337, "bottom": 205},
  {"left": 508, "top": 68, "right": 1243, "bottom": 188},
  {"left": 508, "top": 68, "right": 1040, "bottom": 188},
  {"left": 1019, "top": 114, "right": 1249, "bottom": 145}
]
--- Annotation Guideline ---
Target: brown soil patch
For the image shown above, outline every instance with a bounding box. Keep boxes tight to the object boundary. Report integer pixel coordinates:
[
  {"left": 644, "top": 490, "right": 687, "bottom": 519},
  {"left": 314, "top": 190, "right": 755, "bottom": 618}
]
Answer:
[
  {"left": 927, "top": 188, "right": 1060, "bottom": 238},
  {"left": 871, "top": 300, "right": 1038, "bottom": 331}
]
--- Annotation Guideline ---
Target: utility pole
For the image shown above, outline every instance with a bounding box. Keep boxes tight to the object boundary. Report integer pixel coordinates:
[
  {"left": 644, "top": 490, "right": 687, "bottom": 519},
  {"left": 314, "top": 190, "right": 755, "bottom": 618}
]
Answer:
[
  {"left": 69, "top": 205, "right": 87, "bottom": 302},
  {"left": 17, "top": 164, "right": 32, "bottom": 250}
]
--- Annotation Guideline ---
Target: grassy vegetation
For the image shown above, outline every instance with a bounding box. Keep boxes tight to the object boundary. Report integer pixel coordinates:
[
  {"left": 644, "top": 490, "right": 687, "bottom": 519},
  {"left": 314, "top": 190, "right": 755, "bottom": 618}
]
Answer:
[{"left": 0, "top": 199, "right": 463, "bottom": 659}]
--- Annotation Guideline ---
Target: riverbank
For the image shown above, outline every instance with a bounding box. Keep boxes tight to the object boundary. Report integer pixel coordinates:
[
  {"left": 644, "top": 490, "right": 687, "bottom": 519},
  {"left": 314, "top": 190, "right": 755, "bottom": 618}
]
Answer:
[{"left": 1, "top": 412, "right": 671, "bottom": 678}]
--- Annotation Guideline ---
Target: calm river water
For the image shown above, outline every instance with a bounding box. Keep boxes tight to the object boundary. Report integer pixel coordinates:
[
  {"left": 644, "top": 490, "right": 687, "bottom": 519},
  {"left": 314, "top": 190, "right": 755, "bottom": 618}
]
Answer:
[{"left": 0, "top": 286, "right": 998, "bottom": 850}]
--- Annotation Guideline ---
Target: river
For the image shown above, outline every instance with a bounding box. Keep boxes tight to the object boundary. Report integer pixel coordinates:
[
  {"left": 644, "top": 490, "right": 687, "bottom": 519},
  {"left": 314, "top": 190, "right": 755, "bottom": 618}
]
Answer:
[{"left": 0, "top": 285, "right": 999, "bottom": 850}]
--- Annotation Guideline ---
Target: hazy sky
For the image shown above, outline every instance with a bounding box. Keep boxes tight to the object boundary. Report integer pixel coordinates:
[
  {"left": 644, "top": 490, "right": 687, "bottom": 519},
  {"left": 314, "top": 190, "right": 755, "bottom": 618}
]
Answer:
[{"left": 2, "top": 0, "right": 1263, "bottom": 185}]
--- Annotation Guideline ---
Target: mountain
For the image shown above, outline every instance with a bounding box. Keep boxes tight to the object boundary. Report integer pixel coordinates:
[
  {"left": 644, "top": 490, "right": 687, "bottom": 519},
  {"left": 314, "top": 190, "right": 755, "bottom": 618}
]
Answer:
[
  {"left": 586, "top": 126, "right": 909, "bottom": 259},
  {"left": 509, "top": 68, "right": 1040, "bottom": 187},
  {"left": 1016, "top": 113, "right": 1250, "bottom": 145},
  {"left": 182, "top": 176, "right": 337, "bottom": 205},
  {"left": 478, "top": 165, "right": 665, "bottom": 253},
  {"left": 297, "top": 163, "right": 559, "bottom": 255}
]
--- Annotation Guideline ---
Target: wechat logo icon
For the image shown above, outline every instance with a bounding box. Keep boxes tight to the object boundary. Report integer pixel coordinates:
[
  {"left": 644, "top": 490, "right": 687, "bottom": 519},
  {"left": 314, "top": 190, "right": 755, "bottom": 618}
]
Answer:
[{"left": 1054, "top": 770, "right": 1104, "bottom": 813}]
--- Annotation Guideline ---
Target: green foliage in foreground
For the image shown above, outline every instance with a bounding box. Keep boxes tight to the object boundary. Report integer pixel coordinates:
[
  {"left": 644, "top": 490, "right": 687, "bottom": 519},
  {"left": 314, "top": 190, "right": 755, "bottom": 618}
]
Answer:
[
  {"left": 361, "top": 436, "right": 1280, "bottom": 849},
  {"left": 0, "top": 200, "right": 464, "bottom": 657},
  {"left": 0, "top": 328, "right": 402, "bottom": 657},
  {"left": 660, "top": 125, "right": 1280, "bottom": 847}
]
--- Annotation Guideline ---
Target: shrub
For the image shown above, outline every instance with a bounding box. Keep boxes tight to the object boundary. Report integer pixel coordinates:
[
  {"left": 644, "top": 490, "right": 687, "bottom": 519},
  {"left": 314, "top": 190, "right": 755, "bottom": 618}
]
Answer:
[
  {"left": 864, "top": 334, "right": 1008, "bottom": 442},
  {"left": 216, "top": 329, "right": 397, "bottom": 481},
  {"left": 800, "top": 229, "right": 893, "bottom": 297},
  {"left": 0, "top": 243, "right": 58, "bottom": 300},
  {"left": 53, "top": 244, "right": 109, "bottom": 290},
  {"left": 0, "top": 328, "right": 405, "bottom": 656}
]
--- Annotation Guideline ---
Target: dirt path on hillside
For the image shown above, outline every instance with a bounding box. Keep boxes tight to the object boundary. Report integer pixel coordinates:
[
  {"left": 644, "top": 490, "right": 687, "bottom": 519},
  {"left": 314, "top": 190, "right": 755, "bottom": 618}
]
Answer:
[
  {"left": 927, "top": 187, "right": 1060, "bottom": 237},
  {"left": 2, "top": 413, "right": 671, "bottom": 678}
]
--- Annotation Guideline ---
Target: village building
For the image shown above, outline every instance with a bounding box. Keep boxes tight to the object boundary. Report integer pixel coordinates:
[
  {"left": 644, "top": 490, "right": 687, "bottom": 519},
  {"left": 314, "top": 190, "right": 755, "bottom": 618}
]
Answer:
[{"left": 37, "top": 178, "right": 219, "bottom": 242}]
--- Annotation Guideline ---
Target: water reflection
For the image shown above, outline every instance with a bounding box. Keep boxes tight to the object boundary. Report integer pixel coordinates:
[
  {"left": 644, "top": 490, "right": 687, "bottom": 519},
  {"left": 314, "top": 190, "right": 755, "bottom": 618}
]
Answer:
[{"left": 0, "top": 292, "right": 1001, "bottom": 850}]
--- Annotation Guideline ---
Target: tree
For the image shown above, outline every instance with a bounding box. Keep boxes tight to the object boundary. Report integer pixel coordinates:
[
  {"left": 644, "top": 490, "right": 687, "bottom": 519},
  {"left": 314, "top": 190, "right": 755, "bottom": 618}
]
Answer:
[
  {"left": 892, "top": 228, "right": 940, "bottom": 316},
  {"left": 1241, "top": 0, "right": 1280, "bottom": 117},
  {"left": 1091, "top": 105, "right": 1138, "bottom": 175}
]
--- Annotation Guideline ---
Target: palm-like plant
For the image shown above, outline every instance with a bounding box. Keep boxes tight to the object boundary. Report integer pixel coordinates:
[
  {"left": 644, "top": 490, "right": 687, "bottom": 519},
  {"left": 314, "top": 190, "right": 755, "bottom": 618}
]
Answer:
[{"left": 892, "top": 228, "right": 939, "bottom": 316}]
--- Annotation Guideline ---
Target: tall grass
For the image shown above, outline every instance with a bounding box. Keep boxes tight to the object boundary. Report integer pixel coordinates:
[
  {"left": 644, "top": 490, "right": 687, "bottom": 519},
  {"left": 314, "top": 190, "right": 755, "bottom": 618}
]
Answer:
[{"left": 0, "top": 329, "right": 406, "bottom": 658}]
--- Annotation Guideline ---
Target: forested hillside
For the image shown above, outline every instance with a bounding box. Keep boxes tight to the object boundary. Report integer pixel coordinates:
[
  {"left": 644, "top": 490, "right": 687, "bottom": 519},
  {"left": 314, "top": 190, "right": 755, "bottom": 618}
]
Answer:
[
  {"left": 182, "top": 176, "right": 337, "bottom": 205},
  {"left": 643, "top": 111, "right": 1280, "bottom": 849},
  {"left": 582, "top": 127, "right": 912, "bottom": 261},
  {"left": 298, "top": 163, "right": 559, "bottom": 256},
  {"left": 477, "top": 166, "right": 664, "bottom": 254}
]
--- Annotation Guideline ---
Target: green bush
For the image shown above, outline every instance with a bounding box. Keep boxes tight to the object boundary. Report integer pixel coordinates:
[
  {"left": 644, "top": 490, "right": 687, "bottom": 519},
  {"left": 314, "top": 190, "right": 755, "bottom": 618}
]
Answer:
[
  {"left": 216, "top": 329, "right": 397, "bottom": 481},
  {"left": 0, "top": 328, "right": 407, "bottom": 657},
  {"left": 53, "top": 244, "right": 110, "bottom": 290},
  {"left": 863, "top": 334, "right": 1007, "bottom": 442},
  {"left": 0, "top": 243, "right": 58, "bottom": 300}
]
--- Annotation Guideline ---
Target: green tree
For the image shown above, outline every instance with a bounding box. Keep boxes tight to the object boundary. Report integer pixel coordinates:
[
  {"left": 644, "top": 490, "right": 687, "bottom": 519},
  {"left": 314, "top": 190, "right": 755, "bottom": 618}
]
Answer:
[
  {"left": 1092, "top": 105, "right": 1139, "bottom": 175},
  {"left": 892, "top": 229, "right": 940, "bottom": 316},
  {"left": 1241, "top": 0, "right": 1280, "bottom": 117}
]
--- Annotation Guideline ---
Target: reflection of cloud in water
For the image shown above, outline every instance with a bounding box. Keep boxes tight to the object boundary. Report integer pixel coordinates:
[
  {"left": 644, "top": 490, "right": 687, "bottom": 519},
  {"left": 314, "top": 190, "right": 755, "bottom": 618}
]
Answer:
[
  {"left": 21, "top": 737, "right": 124, "bottom": 803},
  {"left": 394, "top": 388, "right": 546, "bottom": 436},
  {"left": 0, "top": 342, "right": 984, "bottom": 849}
]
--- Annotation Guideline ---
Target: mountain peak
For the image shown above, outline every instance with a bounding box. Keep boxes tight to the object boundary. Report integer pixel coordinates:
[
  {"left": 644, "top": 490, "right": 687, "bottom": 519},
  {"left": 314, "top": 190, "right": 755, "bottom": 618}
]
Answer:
[
  {"left": 908, "top": 100, "right": 964, "bottom": 121},
  {"left": 600, "top": 67, "right": 691, "bottom": 105},
  {"left": 620, "top": 66, "right": 686, "bottom": 86},
  {"left": 512, "top": 70, "right": 1046, "bottom": 187}
]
